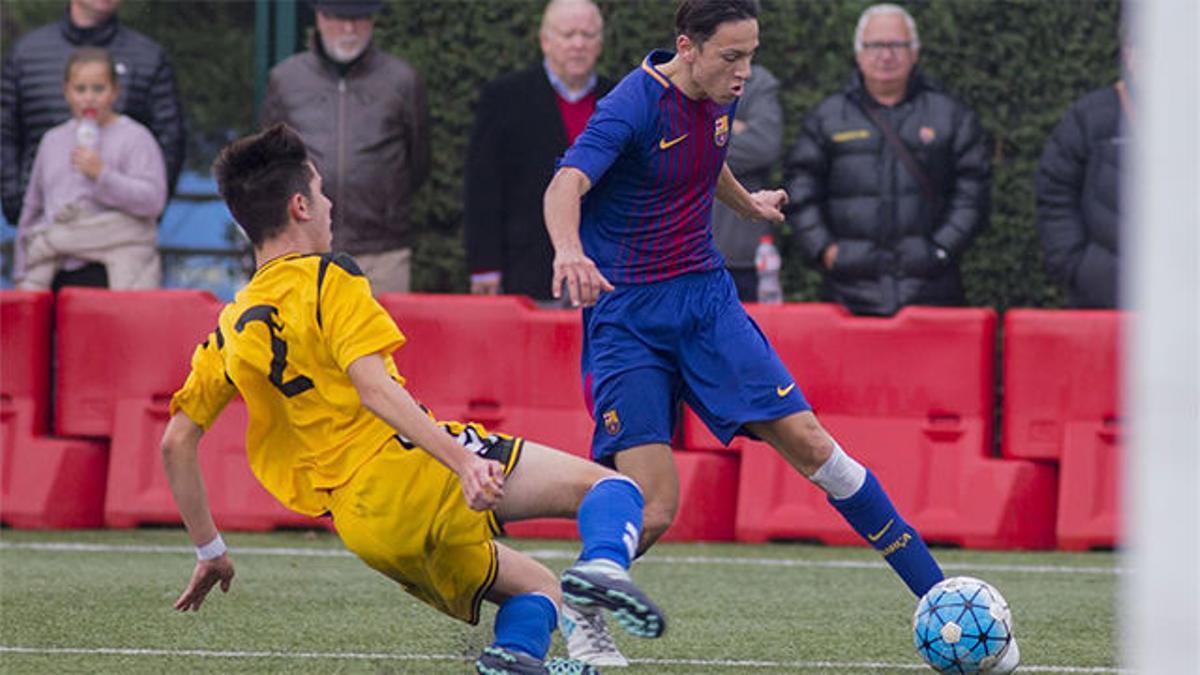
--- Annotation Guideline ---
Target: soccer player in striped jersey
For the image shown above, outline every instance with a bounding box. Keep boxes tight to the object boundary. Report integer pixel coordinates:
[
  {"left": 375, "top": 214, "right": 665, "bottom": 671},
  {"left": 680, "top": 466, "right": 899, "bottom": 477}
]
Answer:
[
  {"left": 161, "top": 124, "right": 665, "bottom": 675},
  {"left": 545, "top": 0, "right": 952, "bottom": 664}
]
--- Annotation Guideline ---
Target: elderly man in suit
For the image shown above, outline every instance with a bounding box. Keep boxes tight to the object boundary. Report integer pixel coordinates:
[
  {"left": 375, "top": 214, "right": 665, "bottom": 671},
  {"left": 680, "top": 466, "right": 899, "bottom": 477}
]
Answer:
[{"left": 463, "top": 0, "right": 612, "bottom": 306}]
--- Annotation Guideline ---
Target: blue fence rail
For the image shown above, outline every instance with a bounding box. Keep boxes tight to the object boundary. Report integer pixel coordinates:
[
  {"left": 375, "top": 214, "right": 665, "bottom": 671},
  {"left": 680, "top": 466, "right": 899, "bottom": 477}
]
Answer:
[{"left": 0, "top": 171, "right": 249, "bottom": 300}]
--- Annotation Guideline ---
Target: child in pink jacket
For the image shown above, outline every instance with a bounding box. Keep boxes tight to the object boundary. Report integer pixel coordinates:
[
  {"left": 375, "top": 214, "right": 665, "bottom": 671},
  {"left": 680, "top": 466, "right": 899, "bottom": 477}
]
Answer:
[{"left": 16, "top": 47, "right": 167, "bottom": 290}]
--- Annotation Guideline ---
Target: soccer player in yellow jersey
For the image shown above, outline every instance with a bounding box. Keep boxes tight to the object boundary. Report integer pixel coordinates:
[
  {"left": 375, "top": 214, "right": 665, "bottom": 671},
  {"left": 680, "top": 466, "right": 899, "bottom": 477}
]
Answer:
[{"left": 161, "top": 124, "right": 665, "bottom": 675}]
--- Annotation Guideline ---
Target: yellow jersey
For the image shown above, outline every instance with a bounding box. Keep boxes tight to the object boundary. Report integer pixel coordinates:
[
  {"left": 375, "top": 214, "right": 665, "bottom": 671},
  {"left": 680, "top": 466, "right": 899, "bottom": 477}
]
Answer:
[{"left": 170, "top": 253, "right": 405, "bottom": 516}]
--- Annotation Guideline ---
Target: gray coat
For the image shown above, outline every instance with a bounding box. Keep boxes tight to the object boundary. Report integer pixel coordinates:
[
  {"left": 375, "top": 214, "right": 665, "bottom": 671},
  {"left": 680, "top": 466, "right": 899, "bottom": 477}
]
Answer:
[
  {"left": 711, "top": 65, "right": 783, "bottom": 271},
  {"left": 261, "top": 42, "right": 431, "bottom": 255}
]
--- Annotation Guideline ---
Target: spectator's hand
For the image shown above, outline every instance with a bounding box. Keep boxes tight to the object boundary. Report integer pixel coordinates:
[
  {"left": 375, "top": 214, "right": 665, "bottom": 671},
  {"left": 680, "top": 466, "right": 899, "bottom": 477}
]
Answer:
[
  {"left": 459, "top": 455, "right": 505, "bottom": 511},
  {"left": 747, "top": 189, "right": 787, "bottom": 222},
  {"left": 71, "top": 147, "right": 103, "bottom": 180},
  {"left": 552, "top": 250, "right": 613, "bottom": 308},
  {"left": 173, "top": 554, "right": 235, "bottom": 611},
  {"left": 471, "top": 277, "right": 502, "bottom": 295},
  {"left": 822, "top": 244, "right": 839, "bottom": 271}
]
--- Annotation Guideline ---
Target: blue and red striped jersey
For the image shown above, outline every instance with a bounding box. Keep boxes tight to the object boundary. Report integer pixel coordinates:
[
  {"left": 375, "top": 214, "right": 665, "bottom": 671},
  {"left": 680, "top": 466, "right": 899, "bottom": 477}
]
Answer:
[{"left": 559, "top": 50, "right": 737, "bottom": 285}]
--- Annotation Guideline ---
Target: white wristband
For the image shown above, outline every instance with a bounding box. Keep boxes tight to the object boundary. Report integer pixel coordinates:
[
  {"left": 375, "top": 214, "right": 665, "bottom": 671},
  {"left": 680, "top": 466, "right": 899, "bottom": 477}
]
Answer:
[{"left": 196, "top": 534, "right": 227, "bottom": 561}]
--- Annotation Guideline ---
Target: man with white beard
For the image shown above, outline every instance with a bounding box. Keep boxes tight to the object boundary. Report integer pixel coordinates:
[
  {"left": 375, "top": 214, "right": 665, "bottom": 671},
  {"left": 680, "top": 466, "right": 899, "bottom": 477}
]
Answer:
[{"left": 262, "top": 0, "right": 430, "bottom": 295}]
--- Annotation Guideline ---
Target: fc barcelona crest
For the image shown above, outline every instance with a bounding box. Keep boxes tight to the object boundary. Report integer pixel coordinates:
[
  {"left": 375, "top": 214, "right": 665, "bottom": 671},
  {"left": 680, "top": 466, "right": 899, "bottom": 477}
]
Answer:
[
  {"left": 603, "top": 409, "right": 622, "bottom": 436},
  {"left": 714, "top": 114, "right": 730, "bottom": 147}
]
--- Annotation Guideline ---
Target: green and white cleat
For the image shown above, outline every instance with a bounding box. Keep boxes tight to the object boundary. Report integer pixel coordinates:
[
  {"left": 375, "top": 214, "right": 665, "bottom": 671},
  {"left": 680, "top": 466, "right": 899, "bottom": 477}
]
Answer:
[
  {"left": 545, "top": 656, "right": 601, "bottom": 675},
  {"left": 561, "top": 559, "right": 666, "bottom": 639},
  {"left": 476, "top": 647, "right": 600, "bottom": 675},
  {"left": 476, "top": 646, "right": 547, "bottom": 675}
]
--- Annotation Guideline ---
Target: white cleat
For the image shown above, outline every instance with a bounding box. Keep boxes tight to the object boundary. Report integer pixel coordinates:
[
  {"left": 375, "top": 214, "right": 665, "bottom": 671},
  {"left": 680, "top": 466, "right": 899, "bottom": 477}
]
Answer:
[
  {"left": 561, "top": 603, "right": 629, "bottom": 667},
  {"left": 985, "top": 635, "right": 1020, "bottom": 674}
]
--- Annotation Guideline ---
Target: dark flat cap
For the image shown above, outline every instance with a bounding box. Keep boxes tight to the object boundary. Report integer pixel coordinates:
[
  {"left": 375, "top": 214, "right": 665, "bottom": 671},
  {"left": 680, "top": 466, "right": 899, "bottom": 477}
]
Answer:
[{"left": 312, "top": 0, "right": 383, "bottom": 18}]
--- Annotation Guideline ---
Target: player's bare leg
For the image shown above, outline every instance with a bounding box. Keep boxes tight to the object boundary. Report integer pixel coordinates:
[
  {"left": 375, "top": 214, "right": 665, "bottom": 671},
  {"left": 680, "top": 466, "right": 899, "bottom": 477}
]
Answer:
[
  {"left": 486, "top": 543, "right": 562, "bottom": 605},
  {"left": 610, "top": 443, "right": 679, "bottom": 555},
  {"left": 493, "top": 441, "right": 612, "bottom": 522},
  {"left": 745, "top": 410, "right": 833, "bottom": 476}
]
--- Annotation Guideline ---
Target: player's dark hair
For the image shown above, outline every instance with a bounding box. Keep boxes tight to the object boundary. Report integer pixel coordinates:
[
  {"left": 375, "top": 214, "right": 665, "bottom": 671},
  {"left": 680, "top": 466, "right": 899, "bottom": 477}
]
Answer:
[
  {"left": 64, "top": 47, "right": 118, "bottom": 85},
  {"left": 212, "top": 124, "right": 314, "bottom": 247},
  {"left": 675, "top": 0, "right": 759, "bottom": 46}
]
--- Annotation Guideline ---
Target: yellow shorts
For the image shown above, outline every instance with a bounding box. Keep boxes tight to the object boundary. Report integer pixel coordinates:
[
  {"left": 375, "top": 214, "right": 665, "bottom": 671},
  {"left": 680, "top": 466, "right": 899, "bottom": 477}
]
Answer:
[{"left": 328, "top": 421, "right": 522, "bottom": 624}]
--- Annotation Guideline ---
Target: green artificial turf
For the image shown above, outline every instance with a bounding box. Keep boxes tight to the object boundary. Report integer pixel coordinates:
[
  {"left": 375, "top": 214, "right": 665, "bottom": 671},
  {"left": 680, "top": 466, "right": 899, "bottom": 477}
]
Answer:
[{"left": 0, "top": 529, "right": 1121, "bottom": 674}]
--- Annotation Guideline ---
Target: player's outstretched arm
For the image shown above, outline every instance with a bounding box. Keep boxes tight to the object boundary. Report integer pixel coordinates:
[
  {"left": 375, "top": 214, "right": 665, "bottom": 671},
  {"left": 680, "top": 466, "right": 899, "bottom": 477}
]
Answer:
[
  {"left": 347, "top": 353, "right": 505, "bottom": 511},
  {"left": 544, "top": 167, "right": 613, "bottom": 307},
  {"left": 715, "top": 163, "right": 788, "bottom": 222},
  {"left": 160, "top": 411, "right": 235, "bottom": 611}
]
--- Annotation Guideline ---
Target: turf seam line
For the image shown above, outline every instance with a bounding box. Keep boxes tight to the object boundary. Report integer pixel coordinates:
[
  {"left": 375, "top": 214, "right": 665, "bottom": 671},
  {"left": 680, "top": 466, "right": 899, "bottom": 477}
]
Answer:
[
  {"left": 0, "top": 645, "right": 1131, "bottom": 672},
  {"left": 0, "top": 541, "right": 1123, "bottom": 576}
]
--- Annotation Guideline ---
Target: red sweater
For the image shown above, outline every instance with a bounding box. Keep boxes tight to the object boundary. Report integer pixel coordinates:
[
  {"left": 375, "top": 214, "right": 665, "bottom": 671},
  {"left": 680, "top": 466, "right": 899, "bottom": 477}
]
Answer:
[{"left": 556, "top": 91, "right": 597, "bottom": 144}]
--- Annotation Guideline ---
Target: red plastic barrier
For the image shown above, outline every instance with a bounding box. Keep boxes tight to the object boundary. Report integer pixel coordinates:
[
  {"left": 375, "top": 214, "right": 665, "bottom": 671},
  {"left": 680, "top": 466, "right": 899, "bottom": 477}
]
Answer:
[
  {"left": 661, "top": 451, "right": 739, "bottom": 542},
  {"left": 1002, "top": 310, "right": 1121, "bottom": 460},
  {"left": 55, "top": 289, "right": 326, "bottom": 531},
  {"left": 378, "top": 294, "right": 738, "bottom": 542},
  {"left": 1, "top": 291, "right": 53, "bottom": 435},
  {"left": 1, "top": 431, "right": 107, "bottom": 529},
  {"left": 105, "top": 398, "right": 329, "bottom": 530},
  {"left": 55, "top": 288, "right": 224, "bottom": 437},
  {"left": 379, "top": 294, "right": 595, "bottom": 460},
  {"left": 503, "top": 451, "right": 739, "bottom": 542},
  {"left": 0, "top": 291, "right": 108, "bottom": 528},
  {"left": 1003, "top": 310, "right": 1122, "bottom": 550},
  {"left": 380, "top": 295, "right": 583, "bottom": 540},
  {"left": 732, "top": 305, "right": 1057, "bottom": 550}
]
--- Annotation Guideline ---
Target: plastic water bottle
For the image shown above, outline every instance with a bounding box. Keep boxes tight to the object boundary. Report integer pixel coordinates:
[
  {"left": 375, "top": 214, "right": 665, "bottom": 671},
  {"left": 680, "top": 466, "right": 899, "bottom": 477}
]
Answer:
[
  {"left": 76, "top": 111, "right": 99, "bottom": 149},
  {"left": 754, "top": 234, "right": 783, "bottom": 304}
]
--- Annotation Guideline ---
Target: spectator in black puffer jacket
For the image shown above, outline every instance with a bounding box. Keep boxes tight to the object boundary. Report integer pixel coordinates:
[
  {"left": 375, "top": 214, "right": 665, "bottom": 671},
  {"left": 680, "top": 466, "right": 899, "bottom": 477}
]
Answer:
[
  {"left": 2, "top": 0, "right": 186, "bottom": 228},
  {"left": 785, "top": 3, "right": 991, "bottom": 317},
  {"left": 1034, "top": 41, "right": 1133, "bottom": 309}
]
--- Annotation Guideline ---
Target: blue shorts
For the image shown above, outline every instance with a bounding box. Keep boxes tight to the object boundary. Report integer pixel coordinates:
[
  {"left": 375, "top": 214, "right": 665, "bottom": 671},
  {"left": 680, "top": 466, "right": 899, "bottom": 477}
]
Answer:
[{"left": 581, "top": 270, "right": 810, "bottom": 465}]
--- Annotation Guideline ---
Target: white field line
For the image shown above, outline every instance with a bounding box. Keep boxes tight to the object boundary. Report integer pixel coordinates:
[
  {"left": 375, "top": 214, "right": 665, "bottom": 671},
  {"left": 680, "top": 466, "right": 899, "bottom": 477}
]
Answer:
[
  {"left": 0, "top": 645, "right": 1132, "bottom": 673},
  {"left": 0, "top": 540, "right": 1123, "bottom": 576}
]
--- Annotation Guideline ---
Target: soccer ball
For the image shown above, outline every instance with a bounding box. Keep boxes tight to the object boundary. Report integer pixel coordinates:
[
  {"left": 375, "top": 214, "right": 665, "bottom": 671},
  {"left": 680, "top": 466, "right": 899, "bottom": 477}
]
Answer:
[{"left": 913, "top": 576, "right": 1014, "bottom": 673}]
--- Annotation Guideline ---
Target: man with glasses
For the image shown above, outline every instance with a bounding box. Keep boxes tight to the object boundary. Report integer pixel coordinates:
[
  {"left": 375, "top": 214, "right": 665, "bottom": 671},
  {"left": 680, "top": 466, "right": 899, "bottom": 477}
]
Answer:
[
  {"left": 785, "top": 3, "right": 991, "bottom": 316},
  {"left": 464, "top": 0, "right": 613, "bottom": 307}
]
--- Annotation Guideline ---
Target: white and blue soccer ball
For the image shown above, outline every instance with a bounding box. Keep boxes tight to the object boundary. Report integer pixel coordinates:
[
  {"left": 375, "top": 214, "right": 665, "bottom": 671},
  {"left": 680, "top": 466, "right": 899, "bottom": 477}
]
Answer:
[{"left": 913, "top": 576, "right": 1014, "bottom": 673}]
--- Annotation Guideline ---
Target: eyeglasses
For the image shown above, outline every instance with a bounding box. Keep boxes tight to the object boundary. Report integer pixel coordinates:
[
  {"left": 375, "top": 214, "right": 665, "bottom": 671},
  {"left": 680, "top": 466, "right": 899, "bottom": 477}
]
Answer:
[{"left": 861, "top": 40, "right": 914, "bottom": 53}]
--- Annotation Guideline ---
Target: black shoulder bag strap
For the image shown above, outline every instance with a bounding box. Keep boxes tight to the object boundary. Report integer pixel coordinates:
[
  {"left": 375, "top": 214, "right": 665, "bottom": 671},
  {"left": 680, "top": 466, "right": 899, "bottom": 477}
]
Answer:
[{"left": 861, "top": 102, "right": 943, "bottom": 216}]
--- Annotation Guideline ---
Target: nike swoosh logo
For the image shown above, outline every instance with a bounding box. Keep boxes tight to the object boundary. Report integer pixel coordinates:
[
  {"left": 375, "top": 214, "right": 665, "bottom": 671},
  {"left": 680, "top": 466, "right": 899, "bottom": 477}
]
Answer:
[
  {"left": 658, "top": 134, "right": 688, "bottom": 150},
  {"left": 776, "top": 383, "right": 796, "bottom": 397},
  {"left": 867, "top": 518, "right": 895, "bottom": 543}
]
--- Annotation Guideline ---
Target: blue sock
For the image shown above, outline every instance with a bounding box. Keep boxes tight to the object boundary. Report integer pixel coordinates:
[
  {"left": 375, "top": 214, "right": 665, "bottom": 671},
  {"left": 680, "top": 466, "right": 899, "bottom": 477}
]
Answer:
[
  {"left": 829, "top": 470, "right": 944, "bottom": 597},
  {"left": 493, "top": 593, "right": 556, "bottom": 660},
  {"left": 578, "top": 476, "right": 643, "bottom": 568}
]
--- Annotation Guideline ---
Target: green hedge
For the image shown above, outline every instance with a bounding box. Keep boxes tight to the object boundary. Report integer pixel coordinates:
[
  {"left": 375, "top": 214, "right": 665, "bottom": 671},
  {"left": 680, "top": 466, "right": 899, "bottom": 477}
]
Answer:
[
  {"left": 3, "top": 0, "right": 1121, "bottom": 307},
  {"left": 386, "top": 0, "right": 1121, "bottom": 306}
]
